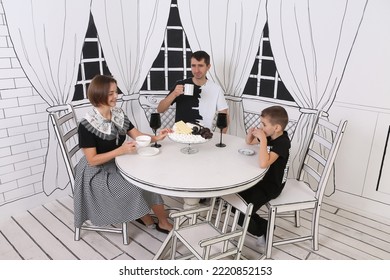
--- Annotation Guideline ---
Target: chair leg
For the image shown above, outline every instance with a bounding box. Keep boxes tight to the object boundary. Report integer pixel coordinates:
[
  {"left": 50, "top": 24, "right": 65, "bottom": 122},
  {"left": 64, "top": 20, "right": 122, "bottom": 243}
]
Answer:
[
  {"left": 265, "top": 207, "right": 277, "bottom": 259},
  {"left": 122, "top": 222, "right": 129, "bottom": 245},
  {"left": 170, "top": 233, "right": 177, "bottom": 260},
  {"left": 294, "top": 210, "right": 301, "bottom": 227},
  {"left": 312, "top": 207, "right": 321, "bottom": 251},
  {"left": 75, "top": 227, "right": 81, "bottom": 241}
]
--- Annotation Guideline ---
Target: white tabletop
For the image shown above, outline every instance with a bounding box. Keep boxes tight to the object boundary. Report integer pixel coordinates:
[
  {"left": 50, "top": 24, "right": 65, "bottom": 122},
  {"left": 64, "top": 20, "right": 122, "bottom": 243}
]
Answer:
[{"left": 116, "top": 132, "right": 267, "bottom": 198}]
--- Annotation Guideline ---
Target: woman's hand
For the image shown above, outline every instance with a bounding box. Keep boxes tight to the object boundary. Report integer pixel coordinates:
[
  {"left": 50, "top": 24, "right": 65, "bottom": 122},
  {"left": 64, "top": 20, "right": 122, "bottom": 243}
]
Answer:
[
  {"left": 83, "top": 141, "right": 137, "bottom": 166},
  {"left": 119, "top": 141, "right": 137, "bottom": 154},
  {"left": 156, "top": 128, "right": 173, "bottom": 141}
]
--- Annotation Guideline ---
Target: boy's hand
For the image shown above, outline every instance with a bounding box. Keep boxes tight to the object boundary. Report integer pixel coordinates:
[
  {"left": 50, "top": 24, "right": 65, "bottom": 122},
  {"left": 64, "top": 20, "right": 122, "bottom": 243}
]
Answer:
[
  {"left": 252, "top": 128, "right": 266, "bottom": 142},
  {"left": 246, "top": 127, "right": 256, "bottom": 144}
]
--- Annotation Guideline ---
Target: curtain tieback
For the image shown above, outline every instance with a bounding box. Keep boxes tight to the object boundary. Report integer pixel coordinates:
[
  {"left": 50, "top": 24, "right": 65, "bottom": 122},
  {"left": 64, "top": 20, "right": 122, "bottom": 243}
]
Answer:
[
  {"left": 46, "top": 104, "right": 72, "bottom": 113},
  {"left": 299, "top": 108, "right": 318, "bottom": 114},
  {"left": 121, "top": 94, "right": 140, "bottom": 101},
  {"left": 225, "top": 95, "right": 243, "bottom": 102}
]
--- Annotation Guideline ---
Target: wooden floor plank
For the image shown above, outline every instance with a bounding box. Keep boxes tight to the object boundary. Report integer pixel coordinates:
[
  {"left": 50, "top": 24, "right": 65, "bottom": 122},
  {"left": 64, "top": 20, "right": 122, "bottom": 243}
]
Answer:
[
  {"left": 0, "top": 231, "right": 22, "bottom": 260},
  {"left": 46, "top": 198, "right": 123, "bottom": 260},
  {"left": 12, "top": 210, "right": 77, "bottom": 260},
  {"left": 1, "top": 195, "right": 390, "bottom": 260},
  {"left": 319, "top": 210, "right": 390, "bottom": 251},
  {"left": 0, "top": 217, "right": 49, "bottom": 260},
  {"left": 29, "top": 205, "right": 105, "bottom": 260},
  {"left": 301, "top": 211, "right": 390, "bottom": 258},
  {"left": 295, "top": 212, "right": 385, "bottom": 259}
]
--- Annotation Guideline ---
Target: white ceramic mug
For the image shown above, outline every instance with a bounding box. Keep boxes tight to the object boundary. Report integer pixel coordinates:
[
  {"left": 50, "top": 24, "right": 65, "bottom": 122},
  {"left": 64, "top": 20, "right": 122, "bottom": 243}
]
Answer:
[{"left": 184, "top": 84, "right": 194, "bottom": 96}]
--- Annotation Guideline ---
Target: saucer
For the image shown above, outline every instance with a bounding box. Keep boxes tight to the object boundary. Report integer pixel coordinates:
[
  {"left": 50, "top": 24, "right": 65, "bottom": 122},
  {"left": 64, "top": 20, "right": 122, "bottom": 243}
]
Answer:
[
  {"left": 137, "top": 147, "right": 159, "bottom": 156},
  {"left": 238, "top": 148, "right": 255, "bottom": 156}
]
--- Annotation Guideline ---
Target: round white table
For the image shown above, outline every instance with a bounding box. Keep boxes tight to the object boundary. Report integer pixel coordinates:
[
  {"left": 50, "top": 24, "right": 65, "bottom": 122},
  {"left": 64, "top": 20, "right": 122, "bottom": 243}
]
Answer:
[
  {"left": 116, "top": 132, "right": 267, "bottom": 260},
  {"left": 116, "top": 132, "right": 267, "bottom": 198}
]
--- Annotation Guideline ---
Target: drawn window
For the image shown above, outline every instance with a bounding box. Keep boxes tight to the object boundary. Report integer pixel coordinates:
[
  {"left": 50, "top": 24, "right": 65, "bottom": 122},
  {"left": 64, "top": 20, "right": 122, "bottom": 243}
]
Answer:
[
  {"left": 243, "top": 24, "right": 294, "bottom": 102},
  {"left": 73, "top": 13, "right": 113, "bottom": 101},
  {"left": 73, "top": 4, "right": 293, "bottom": 103},
  {"left": 140, "top": 0, "right": 192, "bottom": 91}
]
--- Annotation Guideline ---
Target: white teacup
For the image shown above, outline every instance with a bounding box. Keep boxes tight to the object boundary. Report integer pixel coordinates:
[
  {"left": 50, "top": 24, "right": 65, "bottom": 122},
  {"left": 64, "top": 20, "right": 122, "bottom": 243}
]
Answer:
[
  {"left": 135, "top": 135, "right": 151, "bottom": 148},
  {"left": 184, "top": 84, "right": 194, "bottom": 96}
]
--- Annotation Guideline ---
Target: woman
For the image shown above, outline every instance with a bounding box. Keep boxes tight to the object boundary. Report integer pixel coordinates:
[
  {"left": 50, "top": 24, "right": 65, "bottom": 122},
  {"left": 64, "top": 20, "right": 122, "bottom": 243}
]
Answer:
[{"left": 74, "top": 75, "right": 172, "bottom": 233}]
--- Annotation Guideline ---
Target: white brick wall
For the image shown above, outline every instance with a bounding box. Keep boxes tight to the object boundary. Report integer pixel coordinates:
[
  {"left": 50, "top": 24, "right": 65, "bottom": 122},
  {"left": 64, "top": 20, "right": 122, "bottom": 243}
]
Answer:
[{"left": 0, "top": 1, "right": 54, "bottom": 217}]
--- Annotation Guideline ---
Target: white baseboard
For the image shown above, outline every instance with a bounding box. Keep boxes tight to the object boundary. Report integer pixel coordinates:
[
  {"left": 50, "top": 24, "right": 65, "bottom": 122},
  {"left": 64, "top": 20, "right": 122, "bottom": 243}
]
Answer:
[
  {"left": 324, "top": 190, "right": 390, "bottom": 224},
  {"left": 0, "top": 190, "right": 71, "bottom": 223}
]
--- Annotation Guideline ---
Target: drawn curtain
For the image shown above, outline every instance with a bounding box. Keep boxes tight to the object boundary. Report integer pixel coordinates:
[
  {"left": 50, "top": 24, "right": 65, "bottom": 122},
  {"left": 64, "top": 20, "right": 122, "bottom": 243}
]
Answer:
[
  {"left": 91, "top": 0, "right": 171, "bottom": 127},
  {"left": 3, "top": 0, "right": 91, "bottom": 195},
  {"left": 177, "top": 0, "right": 267, "bottom": 137},
  {"left": 267, "top": 0, "right": 367, "bottom": 183}
]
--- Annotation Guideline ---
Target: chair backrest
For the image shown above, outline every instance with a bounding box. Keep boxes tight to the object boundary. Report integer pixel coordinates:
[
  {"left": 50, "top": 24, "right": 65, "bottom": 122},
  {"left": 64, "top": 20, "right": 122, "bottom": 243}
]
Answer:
[
  {"left": 212, "top": 194, "right": 253, "bottom": 236},
  {"left": 48, "top": 104, "right": 81, "bottom": 193},
  {"left": 297, "top": 116, "right": 347, "bottom": 202}
]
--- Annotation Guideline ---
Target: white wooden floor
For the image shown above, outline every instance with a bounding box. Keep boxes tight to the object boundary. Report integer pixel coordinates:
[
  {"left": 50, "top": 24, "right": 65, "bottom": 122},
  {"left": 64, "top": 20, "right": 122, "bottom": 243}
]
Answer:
[{"left": 1, "top": 194, "right": 390, "bottom": 260}]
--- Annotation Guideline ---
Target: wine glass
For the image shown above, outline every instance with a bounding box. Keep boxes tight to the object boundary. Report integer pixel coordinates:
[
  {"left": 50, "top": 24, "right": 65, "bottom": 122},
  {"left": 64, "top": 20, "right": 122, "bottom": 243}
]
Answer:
[
  {"left": 149, "top": 113, "right": 162, "bottom": 148},
  {"left": 215, "top": 113, "right": 227, "bottom": 147}
]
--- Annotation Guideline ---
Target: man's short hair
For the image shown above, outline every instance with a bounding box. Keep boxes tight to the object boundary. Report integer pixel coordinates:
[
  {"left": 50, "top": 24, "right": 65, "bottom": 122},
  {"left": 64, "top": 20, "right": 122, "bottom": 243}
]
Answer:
[
  {"left": 191, "top": 50, "right": 210, "bottom": 65},
  {"left": 261, "top": 105, "right": 289, "bottom": 130}
]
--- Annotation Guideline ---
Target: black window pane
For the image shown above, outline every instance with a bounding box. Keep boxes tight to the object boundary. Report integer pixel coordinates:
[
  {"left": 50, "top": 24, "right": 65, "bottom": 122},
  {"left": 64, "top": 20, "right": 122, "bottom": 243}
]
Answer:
[
  {"left": 250, "top": 59, "right": 259, "bottom": 74},
  {"left": 168, "top": 51, "right": 184, "bottom": 68},
  {"left": 243, "top": 78, "right": 257, "bottom": 96},
  {"left": 167, "top": 29, "right": 183, "bottom": 48},
  {"left": 83, "top": 42, "right": 99, "bottom": 59},
  {"left": 185, "top": 37, "right": 191, "bottom": 48},
  {"left": 102, "top": 61, "right": 111, "bottom": 76},
  {"left": 153, "top": 51, "right": 165, "bottom": 67},
  {"left": 77, "top": 67, "right": 82, "bottom": 80},
  {"left": 149, "top": 71, "right": 165, "bottom": 90},
  {"left": 262, "top": 41, "right": 273, "bottom": 57},
  {"left": 73, "top": 84, "right": 84, "bottom": 101},
  {"left": 86, "top": 14, "right": 97, "bottom": 38},
  {"left": 168, "top": 5, "right": 181, "bottom": 26},
  {"left": 84, "top": 62, "right": 101, "bottom": 80},
  {"left": 263, "top": 23, "right": 269, "bottom": 37},
  {"left": 259, "top": 79, "right": 274, "bottom": 98},
  {"left": 168, "top": 71, "right": 184, "bottom": 89},
  {"left": 141, "top": 79, "right": 148, "bottom": 90},
  {"left": 261, "top": 60, "right": 277, "bottom": 76},
  {"left": 276, "top": 82, "right": 294, "bottom": 101}
]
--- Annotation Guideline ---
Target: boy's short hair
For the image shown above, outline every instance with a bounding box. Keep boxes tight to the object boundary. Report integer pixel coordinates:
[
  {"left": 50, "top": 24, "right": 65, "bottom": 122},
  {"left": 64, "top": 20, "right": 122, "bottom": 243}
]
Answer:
[
  {"left": 87, "top": 75, "right": 117, "bottom": 107},
  {"left": 261, "top": 106, "right": 289, "bottom": 130},
  {"left": 191, "top": 50, "right": 210, "bottom": 65}
]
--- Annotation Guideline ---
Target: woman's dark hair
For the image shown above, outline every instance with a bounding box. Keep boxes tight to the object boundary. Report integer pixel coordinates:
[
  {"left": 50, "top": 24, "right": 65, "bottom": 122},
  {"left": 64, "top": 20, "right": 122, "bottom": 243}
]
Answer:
[{"left": 87, "top": 75, "right": 117, "bottom": 107}]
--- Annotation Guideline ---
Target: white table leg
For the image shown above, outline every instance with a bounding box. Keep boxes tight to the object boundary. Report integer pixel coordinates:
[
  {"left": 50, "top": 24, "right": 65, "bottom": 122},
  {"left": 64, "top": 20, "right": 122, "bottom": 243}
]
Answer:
[{"left": 183, "top": 198, "right": 201, "bottom": 210}]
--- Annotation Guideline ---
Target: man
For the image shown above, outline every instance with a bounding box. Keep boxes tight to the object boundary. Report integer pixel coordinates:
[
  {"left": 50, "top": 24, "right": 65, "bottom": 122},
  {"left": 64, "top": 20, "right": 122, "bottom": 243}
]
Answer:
[
  {"left": 157, "top": 50, "right": 229, "bottom": 132},
  {"left": 158, "top": 51, "right": 229, "bottom": 210}
]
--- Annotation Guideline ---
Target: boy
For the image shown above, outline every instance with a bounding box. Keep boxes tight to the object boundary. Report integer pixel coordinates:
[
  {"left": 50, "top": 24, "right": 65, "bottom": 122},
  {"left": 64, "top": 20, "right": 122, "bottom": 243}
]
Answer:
[{"left": 239, "top": 105, "right": 291, "bottom": 246}]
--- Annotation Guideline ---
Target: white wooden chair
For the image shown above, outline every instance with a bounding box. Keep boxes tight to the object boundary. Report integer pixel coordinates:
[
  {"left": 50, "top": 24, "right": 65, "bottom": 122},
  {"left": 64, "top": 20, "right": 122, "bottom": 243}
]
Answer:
[
  {"left": 263, "top": 116, "right": 348, "bottom": 259},
  {"left": 169, "top": 194, "right": 253, "bottom": 260},
  {"left": 48, "top": 104, "right": 130, "bottom": 244}
]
